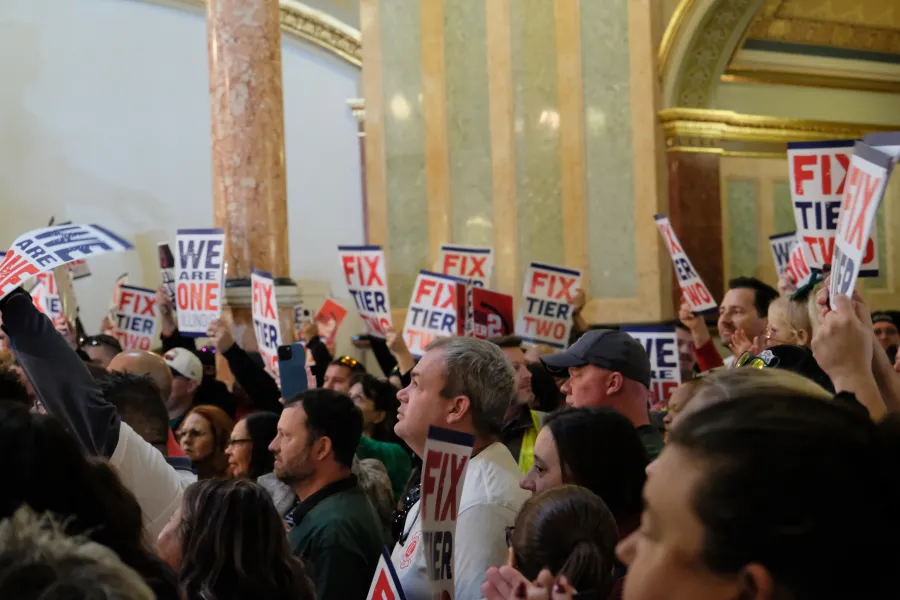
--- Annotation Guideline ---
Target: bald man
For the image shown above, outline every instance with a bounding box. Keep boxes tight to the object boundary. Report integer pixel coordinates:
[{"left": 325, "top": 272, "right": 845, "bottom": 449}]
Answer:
[{"left": 108, "top": 350, "right": 173, "bottom": 401}]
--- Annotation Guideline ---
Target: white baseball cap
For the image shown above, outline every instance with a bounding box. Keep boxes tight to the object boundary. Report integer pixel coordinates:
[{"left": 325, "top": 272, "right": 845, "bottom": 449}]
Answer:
[{"left": 163, "top": 348, "right": 203, "bottom": 383}]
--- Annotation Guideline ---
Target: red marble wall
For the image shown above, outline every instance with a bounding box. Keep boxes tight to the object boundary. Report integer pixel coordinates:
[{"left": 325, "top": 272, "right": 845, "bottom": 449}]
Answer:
[{"left": 667, "top": 152, "right": 723, "bottom": 313}]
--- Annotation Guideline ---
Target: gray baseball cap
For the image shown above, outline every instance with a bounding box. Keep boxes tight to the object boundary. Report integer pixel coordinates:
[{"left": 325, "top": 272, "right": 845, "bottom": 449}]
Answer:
[{"left": 540, "top": 329, "right": 651, "bottom": 388}]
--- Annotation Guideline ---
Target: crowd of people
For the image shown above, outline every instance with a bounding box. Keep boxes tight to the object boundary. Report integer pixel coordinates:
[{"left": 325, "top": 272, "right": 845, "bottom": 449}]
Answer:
[{"left": 2, "top": 269, "right": 900, "bottom": 600}]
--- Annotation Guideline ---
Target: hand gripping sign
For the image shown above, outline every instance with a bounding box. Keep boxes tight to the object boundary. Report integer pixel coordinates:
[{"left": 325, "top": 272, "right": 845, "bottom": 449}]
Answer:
[
  {"left": 621, "top": 325, "right": 682, "bottom": 404},
  {"left": 111, "top": 286, "right": 159, "bottom": 351},
  {"left": 175, "top": 229, "right": 225, "bottom": 336},
  {"left": 0, "top": 223, "right": 134, "bottom": 301},
  {"left": 420, "top": 426, "right": 475, "bottom": 600},
  {"left": 158, "top": 243, "right": 177, "bottom": 306},
  {"left": 436, "top": 245, "right": 494, "bottom": 288},
  {"left": 403, "top": 271, "right": 467, "bottom": 359},
  {"left": 654, "top": 215, "right": 717, "bottom": 314},
  {"left": 768, "top": 232, "right": 796, "bottom": 276},
  {"left": 366, "top": 549, "right": 408, "bottom": 600},
  {"left": 516, "top": 262, "right": 582, "bottom": 349},
  {"left": 829, "top": 142, "right": 894, "bottom": 305},
  {"left": 252, "top": 270, "right": 282, "bottom": 377},
  {"left": 788, "top": 140, "right": 879, "bottom": 276},
  {"left": 338, "top": 245, "right": 392, "bottom": 338}
]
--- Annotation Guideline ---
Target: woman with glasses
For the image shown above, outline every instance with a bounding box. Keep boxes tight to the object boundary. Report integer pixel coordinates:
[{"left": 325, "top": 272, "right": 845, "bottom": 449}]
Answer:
[
  {"left": 177, "top": 405, "right": 233, "bottom": 480},
  {"left": 225, "top": 412, "right": 279, "bottom": 479},
  {"left": 483, "top": 486, "right": 620, "bottom": 600}
]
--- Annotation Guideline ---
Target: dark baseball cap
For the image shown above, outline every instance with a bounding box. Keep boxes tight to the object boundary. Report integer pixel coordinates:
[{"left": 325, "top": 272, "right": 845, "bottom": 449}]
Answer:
[{"left": 540, "top": 329, "right": 651, "bottom": 388}]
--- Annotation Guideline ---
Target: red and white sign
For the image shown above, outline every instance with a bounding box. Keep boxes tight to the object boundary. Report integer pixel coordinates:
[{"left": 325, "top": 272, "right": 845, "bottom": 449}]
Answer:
[
  {"left": 467, "top": 288, "right": 514, "bottom": 340},
  {"left": 420, "top": 426, "right": 475, "bottom": 600},
  {"left": 252, "top": 270, "right": 282, "bottom": 377},
  {"left": 784, "top": 242, "right": 812, "bottom": 286},
  {"left": 367, "top": 549, "right": 408, "bottom": 600},
  {"left": 0, "top": 223, "right": 133, "bottom": 301},
  {"left": 516, "top": 262, "right": 581, "bottom": 349},
  {"left": 768, "top": 232, "right": 796, "bottom": 276},
  {"left": 788, "top": 140, "right": 879, "bottom": 276},
  {"left": 403, "top": 271, "right": 466, "bottom": 358},
  {"left": 436, "top": 244, "right": 494, "bottom": 288},
  {"left": 654, "top": 215, "right": 717, "bottom": 314},
  {"left": 111, "top": 285, "right": 158, "bottom": 351},
  {"left": 830, "top": 142, "right": 893, "bottom": 304},
  {"left": 315, "top": 298, "right": 348, "bottom": 351},
  {"left": 31, "top": 272, "right": 68, "bottom": 333},
  {"left": 621, "top": 326, "right": 681, "bottom": 404},
  {"left": 175, "top": 228, "right": 225, "bottom": 336},
  {"left": 338, "top": 245, "right": 392, "bottom": 338},
  {"left": 68, "top": 259, "right": 91, "bottom": 280}
]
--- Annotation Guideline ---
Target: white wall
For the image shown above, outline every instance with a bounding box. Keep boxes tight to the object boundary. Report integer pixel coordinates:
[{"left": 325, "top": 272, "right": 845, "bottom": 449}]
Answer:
[{"left": 0, "top": 0, "right": 364, "bottom": 335}]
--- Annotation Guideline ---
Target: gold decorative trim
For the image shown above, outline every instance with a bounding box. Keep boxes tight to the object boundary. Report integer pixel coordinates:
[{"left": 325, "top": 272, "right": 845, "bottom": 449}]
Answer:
[
  {"left": 167, "top": 0, "right": 361, "bottom": 68},
  {"left": 746, "top": 17, "right": 900, "bottom": 58},
  {"left": 658, "top": 0, "right": 698, "bottom": 78},
  {"left": 658, "top": 108, "right": 900, "bottom": 152},
  {"left": 721, "top": 69, "right": 900, "bottom": 95}
]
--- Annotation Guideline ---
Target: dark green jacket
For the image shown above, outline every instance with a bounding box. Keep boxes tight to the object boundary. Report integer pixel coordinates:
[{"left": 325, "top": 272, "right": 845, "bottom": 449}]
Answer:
[
  {"left": 356, "top": 435, "right": 412, "bottom": 502},
  {"left": 287, "top": 476, "right": 388, "bottom": 600}
]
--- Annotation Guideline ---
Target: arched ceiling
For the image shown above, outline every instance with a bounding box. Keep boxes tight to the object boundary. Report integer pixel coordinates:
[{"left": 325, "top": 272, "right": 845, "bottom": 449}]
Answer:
[{"left": 724, "top": 0, "right": 900, "bottom": 93}]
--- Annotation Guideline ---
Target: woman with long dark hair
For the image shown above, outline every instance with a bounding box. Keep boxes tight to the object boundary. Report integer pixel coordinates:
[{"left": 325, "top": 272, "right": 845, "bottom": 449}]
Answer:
[
  {"left": 0, "top": 401, "right": 180, "bottom": 600},
  {"left": 520, "top": 407, "right": 647, "bottom": 537},
  {"left": 157, "top": 479, "right": 314, "bottom": 600},
  {"left": 225, "top": 411, "right": 278, "bottom": 479}
]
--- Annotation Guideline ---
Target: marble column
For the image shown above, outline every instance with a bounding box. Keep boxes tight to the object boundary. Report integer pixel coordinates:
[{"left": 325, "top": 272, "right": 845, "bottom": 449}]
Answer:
[{"left": 206, "top": 0, "right": 295, "bottom": 381}]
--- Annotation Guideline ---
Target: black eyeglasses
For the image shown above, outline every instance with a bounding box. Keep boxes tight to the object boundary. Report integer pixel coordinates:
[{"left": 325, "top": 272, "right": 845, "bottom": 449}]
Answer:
[{"left": 392, "top": 484, "right": 420, "bottom": 544}]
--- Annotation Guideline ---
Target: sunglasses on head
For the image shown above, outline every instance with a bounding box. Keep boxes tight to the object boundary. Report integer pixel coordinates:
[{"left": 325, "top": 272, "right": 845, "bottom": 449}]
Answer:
[
  {"left": 736, "top": 350, "right": 779, "bottom": 369},
  {"left": 336, "top": 356, "right": 362, "bottom": 370}
]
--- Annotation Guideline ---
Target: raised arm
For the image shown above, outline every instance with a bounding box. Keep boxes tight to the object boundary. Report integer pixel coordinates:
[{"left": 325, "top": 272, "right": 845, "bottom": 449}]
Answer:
[
  {"left": 0, "top": 288, "right": 120, "bottom": 457},
  {"left": 208, "top": 319, "right": 282, "bottom": 413}
]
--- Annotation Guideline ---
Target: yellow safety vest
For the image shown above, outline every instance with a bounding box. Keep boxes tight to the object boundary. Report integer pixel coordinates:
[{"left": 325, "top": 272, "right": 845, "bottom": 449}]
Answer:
[{"left": 517, "top": 410, "right": 543, "bottom": 474}]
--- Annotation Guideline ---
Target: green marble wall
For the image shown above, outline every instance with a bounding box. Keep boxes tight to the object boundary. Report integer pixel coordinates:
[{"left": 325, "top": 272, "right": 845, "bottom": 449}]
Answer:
[
  {"left": 581, "top": 0, "right": 637, "bottom": 299},
  {"left": 381, "top": 0, "right": 427, "bottom": 306},
  {"left": 773, "top": 180, "right": 795, "bottom": 234},
  {"left": 445, "top": 0, "right": 493, "bottom": 247},
  {"left": 726, "top": 179, "right": 760, "bottom": 279},
  {"left": 510, "top": 0, "right": 564, "bottom": 276}
]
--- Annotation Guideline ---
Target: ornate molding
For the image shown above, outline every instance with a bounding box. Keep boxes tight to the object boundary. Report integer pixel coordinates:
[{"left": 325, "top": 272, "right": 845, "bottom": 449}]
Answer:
[
  {"left": 160, "top": 0, "right": 361, "bottom": 68},
  {"left": 674, "top": 0, "right": 766, "bottom": 108},
  {"left": 746, "top": 17, "right": 900, "bottom": 57},
  {"left": 659, "top": 107, "right": 900, "bottom": 157},
  {"left": 658, "top": 0, "right": 700, "bottom": 79}
]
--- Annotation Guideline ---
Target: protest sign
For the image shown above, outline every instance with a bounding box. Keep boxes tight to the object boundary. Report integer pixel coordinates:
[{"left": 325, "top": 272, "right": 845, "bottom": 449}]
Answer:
[
  {"left": 251, "top": 270, "right": 282, "bottom": 376},
  {"left": 420, "top": 426, "right": 475, "bottom": 600},
  {"left": 158, "top": 243, "right": 177, "bottom": 306},
  {"left": 467, "top": 288, "right": 514, "bottom": 340},
  {"left": 68, "top": 259, "right": 91, "bottom": 280},
  {"left": 516, "top": 262, "right": 581, "bottom": 349},
  {"left": 111, "top": 285, "right": 158, "bottom": 351},
  {"left": 175, "top": 228, "right": 225, "bottom": 336},
  {"left": 338, "top": 245, "right": 392, "bottom": 338},
  {"left": 864, "top": 132, "right": 900, "bottom": 161},
  {"left": 293, "top": 301, "right": 312, "bottom": 341},
  {"left": 829, "top": 142, "right": 893, "bottom": 304},
  {"left": 366, "top": 549, "right": 408, "bottom": 600},
  {"left": 31, "top": 273, "right": 68, "bottom": 333},
  {"left": 784, "top": 242, "right": 812, "bottom": 286},
  {"left": 0, "top": 224, "right": 133, "bottom": 301},
  {"left": 788, "top": 140, "right": 879, "bottom": 276},
  {"left": 768, "top": 232, "right": 796, "bottom": 275},
  {"left": 654, "top": 215, "right": 717, "bottom": 313},
  {"left": 436, "top": 244, "right": 494, "bottom": 288},
  {"left": 101, "top": 273, "right": 129, "bottom": 336},
  {"left": 621, "top": 325, "right": 681, "bottom": 404},
  {"left": 315, "top": 298, "right": 347, "bottom": 351},
  {"left": 403, "top": 271, "right": 466, "bottom": 358}
]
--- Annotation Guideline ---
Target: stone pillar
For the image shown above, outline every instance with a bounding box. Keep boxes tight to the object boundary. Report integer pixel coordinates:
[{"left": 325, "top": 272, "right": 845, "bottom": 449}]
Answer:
[{"left": 206, "top": 0, "right": 295, "bottom": 383}]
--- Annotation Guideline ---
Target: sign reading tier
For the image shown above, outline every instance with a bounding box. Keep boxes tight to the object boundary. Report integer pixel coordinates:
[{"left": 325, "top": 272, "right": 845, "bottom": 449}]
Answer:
[
  {"left": 338, "top": 245, "right": 392, "bottom": 338},
  {"left": 654, "top": 215, "right": 716, "bottom": 313},
  {"left": 516, "top": 262, "right": 581, "bottom": 349}
]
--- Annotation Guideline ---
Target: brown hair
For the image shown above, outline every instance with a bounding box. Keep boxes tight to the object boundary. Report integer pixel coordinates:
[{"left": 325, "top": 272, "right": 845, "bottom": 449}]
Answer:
[
  {"left": 511, "top": 485, "right": 619, "bottom": 597},
  {"left": 181, "top": 405, "right": 233, "bottom": 479}
]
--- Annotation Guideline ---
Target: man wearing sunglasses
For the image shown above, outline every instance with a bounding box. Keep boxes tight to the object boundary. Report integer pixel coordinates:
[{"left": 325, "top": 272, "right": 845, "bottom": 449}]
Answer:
[{"left": 322, "top": 355, "right": 365, "bottom": 393}]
